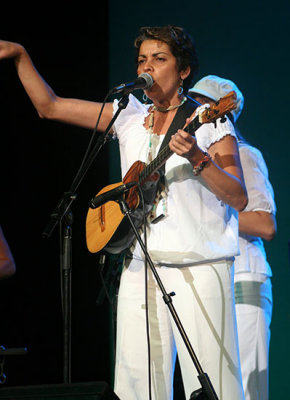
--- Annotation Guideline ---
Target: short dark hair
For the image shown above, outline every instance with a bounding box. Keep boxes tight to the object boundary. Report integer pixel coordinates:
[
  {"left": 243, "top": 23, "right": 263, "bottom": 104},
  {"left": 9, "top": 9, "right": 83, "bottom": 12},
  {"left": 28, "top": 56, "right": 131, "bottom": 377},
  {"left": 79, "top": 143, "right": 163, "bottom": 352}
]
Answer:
[{"left": 134, "top": 25, "right": 199, "bottom": 94}]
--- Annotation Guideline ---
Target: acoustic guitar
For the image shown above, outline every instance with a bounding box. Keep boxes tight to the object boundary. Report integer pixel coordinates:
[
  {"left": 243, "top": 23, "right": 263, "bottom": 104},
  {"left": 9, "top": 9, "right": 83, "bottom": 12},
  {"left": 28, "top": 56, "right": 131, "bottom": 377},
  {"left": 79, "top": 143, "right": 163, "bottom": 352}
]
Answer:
[{"left": 86, "top": 91, "right": 237, "bottom": 254}]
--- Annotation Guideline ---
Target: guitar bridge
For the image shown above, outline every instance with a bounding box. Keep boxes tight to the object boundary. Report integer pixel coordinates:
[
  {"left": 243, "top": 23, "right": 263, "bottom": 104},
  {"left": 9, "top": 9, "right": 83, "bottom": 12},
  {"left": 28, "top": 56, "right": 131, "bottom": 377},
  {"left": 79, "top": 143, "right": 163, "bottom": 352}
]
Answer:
[{"left": 99, "top": 205, "right": 106, "bottom": 232}]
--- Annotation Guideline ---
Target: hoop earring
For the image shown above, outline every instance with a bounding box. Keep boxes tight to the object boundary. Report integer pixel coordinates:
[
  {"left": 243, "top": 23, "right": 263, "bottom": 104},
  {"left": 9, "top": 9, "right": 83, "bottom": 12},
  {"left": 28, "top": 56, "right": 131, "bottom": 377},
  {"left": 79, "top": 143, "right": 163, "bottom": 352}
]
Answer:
[
  {"left": 177, "top": 85, "right": 184, "bottom": 96},
  {"left": 143, "top": 93, "right": 148, "bottom": 103}
]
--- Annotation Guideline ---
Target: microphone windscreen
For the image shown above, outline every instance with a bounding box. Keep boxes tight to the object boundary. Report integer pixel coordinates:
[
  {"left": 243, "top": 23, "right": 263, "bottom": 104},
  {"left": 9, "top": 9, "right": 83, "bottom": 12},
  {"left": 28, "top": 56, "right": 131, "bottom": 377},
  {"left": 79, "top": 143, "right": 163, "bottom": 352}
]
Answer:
[{"left": 138, "top": 73, "right": 154, "bottom": 90}]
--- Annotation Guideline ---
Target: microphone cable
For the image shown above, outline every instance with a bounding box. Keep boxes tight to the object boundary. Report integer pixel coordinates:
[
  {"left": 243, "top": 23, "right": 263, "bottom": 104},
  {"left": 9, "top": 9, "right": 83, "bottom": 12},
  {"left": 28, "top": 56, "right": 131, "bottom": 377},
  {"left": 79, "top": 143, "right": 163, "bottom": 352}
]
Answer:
[{"left": 69, "top": 90, "right": 112, "bottom": 193}]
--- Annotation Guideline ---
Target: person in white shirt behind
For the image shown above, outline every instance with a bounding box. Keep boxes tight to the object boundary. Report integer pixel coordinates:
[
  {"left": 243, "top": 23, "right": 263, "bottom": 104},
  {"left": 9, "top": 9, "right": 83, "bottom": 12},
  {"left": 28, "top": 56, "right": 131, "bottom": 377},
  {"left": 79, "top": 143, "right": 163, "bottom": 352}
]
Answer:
[{"left": 190, "top": 75, "right": 277, "bottom": 400}]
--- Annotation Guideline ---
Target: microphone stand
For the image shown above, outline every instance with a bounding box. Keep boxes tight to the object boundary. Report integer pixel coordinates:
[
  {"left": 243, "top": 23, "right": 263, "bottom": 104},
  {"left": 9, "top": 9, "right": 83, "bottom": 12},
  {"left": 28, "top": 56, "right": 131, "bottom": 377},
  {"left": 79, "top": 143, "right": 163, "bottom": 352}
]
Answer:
[
  {"left": 116, "top": 198, "right": 219, "bottom": 400},
  {"left": 41, "top": 93, "right": 130, "bottom": 384}
]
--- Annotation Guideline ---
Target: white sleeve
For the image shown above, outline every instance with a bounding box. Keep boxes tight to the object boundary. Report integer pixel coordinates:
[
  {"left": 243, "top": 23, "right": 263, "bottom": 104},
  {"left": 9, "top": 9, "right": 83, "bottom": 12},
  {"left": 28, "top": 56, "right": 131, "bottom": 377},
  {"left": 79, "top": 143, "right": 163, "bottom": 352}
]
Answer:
[
  {"left": 239, "top": 144, "right": 276, "bottom": 215},
  {"left": 195, "top": 116, "right": 237, "bottom": 151}
]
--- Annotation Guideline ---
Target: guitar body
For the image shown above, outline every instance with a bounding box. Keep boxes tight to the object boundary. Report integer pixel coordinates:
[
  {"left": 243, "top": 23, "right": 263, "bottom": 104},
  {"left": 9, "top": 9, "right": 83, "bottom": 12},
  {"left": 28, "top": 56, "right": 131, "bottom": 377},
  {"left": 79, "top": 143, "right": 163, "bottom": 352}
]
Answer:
[
  {"left": 86, "top": 160, "right": 160, "bottom": 254},
  {"left": 86, "top": 182, "right": 126, "bottom": 254}
]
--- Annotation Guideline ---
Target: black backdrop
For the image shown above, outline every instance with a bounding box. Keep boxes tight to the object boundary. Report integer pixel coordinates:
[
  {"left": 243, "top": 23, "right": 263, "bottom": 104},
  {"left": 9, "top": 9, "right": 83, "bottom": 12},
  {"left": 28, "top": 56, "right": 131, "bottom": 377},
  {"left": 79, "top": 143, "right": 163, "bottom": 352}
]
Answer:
[{"left": 0, "top": 5, "right": 112, "bottom": 387}]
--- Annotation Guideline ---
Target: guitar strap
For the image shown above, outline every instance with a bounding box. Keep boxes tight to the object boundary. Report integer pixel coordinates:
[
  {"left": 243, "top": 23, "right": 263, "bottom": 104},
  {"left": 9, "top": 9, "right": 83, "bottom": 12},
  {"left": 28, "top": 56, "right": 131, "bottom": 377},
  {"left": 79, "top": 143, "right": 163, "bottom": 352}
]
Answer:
[
  {"left": 146, "top": 96, "right": 200, "bottom": 224},
  {"left": 157, "top": 95, "right": 200, "bottom": 179}
]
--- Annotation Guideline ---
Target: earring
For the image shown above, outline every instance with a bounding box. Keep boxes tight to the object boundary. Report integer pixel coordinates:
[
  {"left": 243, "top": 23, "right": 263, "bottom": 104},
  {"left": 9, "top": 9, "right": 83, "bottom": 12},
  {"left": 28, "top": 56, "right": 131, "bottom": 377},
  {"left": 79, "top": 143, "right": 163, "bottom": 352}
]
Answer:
[
  {"left": 177, "top": 80, "right": 184, "bottom": 96},
  {"left": 143, "top": 93, "right": 148, "bottom": 103}
]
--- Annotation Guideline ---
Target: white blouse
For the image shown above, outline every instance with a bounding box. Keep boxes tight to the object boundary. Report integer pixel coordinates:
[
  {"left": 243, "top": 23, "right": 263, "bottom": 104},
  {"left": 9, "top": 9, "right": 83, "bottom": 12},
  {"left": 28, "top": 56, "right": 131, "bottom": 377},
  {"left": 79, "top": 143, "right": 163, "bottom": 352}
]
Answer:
[
  {"left": 235, "top": 143, "right": 276, "bottom": 276},
  {"left": 113, "top": 94, "right": 239, "bottom": 265}
]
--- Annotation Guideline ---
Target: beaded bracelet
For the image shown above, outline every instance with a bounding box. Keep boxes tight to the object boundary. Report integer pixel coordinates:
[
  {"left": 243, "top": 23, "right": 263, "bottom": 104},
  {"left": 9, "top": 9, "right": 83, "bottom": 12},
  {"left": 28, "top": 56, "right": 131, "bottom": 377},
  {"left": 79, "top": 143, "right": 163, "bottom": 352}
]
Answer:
[{"left": 192, "top": 152, "right": 211, "bottom": 176}]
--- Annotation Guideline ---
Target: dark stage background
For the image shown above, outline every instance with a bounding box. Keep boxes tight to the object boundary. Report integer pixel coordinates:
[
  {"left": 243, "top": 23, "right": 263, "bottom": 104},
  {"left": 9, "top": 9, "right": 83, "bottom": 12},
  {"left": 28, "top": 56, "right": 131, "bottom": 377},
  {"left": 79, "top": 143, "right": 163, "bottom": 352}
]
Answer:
[
  {"left": 0, "top": 4, "right": 113, "bottom": 390},
  {"left": 1, "top": 1, "right": 290, "bottom": 399}
]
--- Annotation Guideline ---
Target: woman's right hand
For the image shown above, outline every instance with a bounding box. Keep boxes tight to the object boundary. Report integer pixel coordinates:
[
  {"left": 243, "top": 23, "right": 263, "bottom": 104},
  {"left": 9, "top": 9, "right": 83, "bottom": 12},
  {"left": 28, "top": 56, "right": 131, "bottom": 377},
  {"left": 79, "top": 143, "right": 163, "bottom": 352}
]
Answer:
[{"left": 0, "top": 40, "right": 24, "bottom": 61}]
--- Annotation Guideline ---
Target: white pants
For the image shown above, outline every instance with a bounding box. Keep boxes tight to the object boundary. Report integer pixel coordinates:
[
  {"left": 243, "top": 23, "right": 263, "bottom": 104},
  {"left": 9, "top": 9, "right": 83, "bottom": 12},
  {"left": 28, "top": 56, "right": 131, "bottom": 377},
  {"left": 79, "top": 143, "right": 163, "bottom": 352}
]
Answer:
[
  {"left": 234, "top": 273, "right": 272, "bottom": 400},
  {"left": 114, "top": 258, "right": 245, "bottom": 400}
]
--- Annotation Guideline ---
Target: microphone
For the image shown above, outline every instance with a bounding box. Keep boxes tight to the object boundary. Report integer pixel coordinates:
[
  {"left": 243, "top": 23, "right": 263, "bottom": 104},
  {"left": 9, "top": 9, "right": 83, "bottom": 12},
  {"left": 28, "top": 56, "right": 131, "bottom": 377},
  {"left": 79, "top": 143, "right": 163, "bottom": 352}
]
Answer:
[
  {"left": 89, "top": 181, "right": 137, "bottom": 209},
  {"left": 111, "top": 73, "right": 154, "bottom": 94}
]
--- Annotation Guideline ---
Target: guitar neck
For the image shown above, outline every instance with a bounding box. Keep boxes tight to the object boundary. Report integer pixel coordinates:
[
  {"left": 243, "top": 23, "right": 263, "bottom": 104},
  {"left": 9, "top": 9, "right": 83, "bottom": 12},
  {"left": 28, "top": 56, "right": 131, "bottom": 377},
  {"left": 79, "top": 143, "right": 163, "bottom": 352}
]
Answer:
[{"left": 139, "top": 115, "right": 201, "bottom": 183}]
